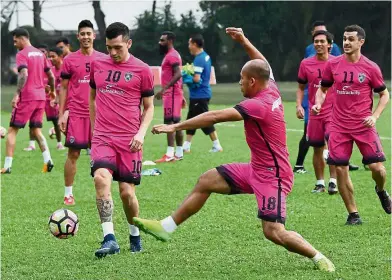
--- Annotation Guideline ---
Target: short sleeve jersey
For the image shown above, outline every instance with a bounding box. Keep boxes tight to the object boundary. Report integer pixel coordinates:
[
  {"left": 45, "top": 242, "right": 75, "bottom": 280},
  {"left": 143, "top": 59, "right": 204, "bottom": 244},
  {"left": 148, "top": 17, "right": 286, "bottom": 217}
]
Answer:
[
  {"left": 297, "top": 55, "right": 336, "bottom": 119},
  {"left": 61, "top": 50, "right": 106, "bottom": 117},
  {"left": 161, "top": 48, "right": 183, "bottom": 96},
  {"left": 321, "top": 55, "right": 386, "bottom": 132},
  {"left": 90, "top": 55, "right": 154, "bottom": 138},
  {"left": 234, "top": 82, "right": 293, "bottom": 179},
  {"left": 189, "top": 51, "right": 212, "bottom": 99},
  {"left": 16, "top": 46, "right": 51, "bottom": 101}
]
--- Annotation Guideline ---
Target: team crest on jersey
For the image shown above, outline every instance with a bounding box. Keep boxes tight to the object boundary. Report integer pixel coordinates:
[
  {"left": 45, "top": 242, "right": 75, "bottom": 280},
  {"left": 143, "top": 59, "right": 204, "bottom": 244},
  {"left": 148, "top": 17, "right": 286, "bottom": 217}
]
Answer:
[
  {"left": 124, "top": 72, "right": 133, "bottom": 82},
  {"left": 358, "top": 73, "right": 366, "bottom": 83}
]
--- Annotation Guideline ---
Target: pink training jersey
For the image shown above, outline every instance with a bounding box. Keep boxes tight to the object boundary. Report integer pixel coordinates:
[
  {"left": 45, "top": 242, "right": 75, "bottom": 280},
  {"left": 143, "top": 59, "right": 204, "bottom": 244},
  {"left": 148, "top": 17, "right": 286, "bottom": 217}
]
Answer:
[
  {"left": 234, "top": 80, "right": 293, "bottom": 179},
  {"left": 52, "top": 64, "right": 62, "bottom": 94},
  {"left": 16, "top": 46, "right": 51, "bottom": 101},
  {"left": 161, "top": 48, "right": 182, "bottom": 95},
  {"left": 297, "top": 55, "right": 335, "bottom": 119},
  {"left": 61, "top": 49, "right": 106, "bottom": 117},
  {"left": 321, "top": 55, "right": 386, "bottom": 133},
  {"left": 44, "top": 63, "right": 62, "bottom": 101},
  {"left": 90, "top": 55, "right": 154, "bottom": 138}
]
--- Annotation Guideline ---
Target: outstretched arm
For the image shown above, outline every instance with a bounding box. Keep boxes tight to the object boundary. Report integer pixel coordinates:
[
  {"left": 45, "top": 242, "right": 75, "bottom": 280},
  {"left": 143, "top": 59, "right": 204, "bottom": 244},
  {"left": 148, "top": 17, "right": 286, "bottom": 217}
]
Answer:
[
  {"left": 226, "top": 27, "right": 268, "bottom": 62},
  {"left": 152, "top": 108, "right": 243, "bottom": 134}
]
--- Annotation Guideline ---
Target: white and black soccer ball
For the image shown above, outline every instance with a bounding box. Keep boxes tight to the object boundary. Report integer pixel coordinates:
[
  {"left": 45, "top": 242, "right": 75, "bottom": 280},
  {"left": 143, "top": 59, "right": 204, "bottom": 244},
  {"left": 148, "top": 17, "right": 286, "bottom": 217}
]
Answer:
[
  {"left": 48, "top": 209, "right": 79, "bottom": 239},
  {"left": 0, "top": 126, "right": 6, "bottom": 139}
]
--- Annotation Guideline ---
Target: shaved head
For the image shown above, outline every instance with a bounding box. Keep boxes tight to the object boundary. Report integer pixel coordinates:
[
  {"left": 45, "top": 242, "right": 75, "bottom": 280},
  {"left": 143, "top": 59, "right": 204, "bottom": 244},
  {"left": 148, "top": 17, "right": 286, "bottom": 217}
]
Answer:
[
  {"left": 239, "top": 59, "right": 270, "bottom": 97},
  {"left": 241, "top": 59, "right": 270, "bottom": 81}
]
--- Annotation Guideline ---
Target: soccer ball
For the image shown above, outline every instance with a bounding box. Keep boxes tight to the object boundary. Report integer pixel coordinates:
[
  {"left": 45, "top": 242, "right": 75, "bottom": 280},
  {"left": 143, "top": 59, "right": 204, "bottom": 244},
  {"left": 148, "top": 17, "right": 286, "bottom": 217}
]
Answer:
[
  {"left": 48, "top": 209, "right": 79, "bottom": 239},
  {"left": 0, "top": 126, "right": 6, "bottom": 138},
  {"left": 48, "top": 127, "right": 56, "bottom": 139}
]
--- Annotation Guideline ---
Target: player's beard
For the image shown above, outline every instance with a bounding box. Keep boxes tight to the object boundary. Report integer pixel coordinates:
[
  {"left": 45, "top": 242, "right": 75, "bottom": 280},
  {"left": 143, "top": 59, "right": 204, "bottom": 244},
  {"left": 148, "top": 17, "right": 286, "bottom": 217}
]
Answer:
[{"left": 159, "top": 45, "right": 169, "bottom": 55}]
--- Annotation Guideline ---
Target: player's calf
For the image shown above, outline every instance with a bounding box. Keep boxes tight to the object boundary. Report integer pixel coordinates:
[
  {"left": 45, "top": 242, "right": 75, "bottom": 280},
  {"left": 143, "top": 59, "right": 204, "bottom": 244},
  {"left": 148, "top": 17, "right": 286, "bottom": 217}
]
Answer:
[
  {"left": 367, "top": 163, "right": 390, "bottom": 213},
  {"left": 262, "top": 221, "right": 335, "bottom": 272}
]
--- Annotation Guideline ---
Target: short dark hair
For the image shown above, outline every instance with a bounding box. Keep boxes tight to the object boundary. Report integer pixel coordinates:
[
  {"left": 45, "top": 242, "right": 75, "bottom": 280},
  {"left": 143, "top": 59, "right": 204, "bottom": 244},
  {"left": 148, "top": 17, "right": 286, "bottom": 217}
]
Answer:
[
  {"left": 190, "top": 34, "right": 204, "bottom": 48},
  {"left": 55, "top": 37, "right": 70, "bottom": 45},
  {"left": 312, "top": 30, "right": 334, "bottom": 44},
  {"left": 344, "top": 25, "right": 366, "bottom": 40},
  {"left": 49, "top": 47, "right": 63, "bottom": 56},
  {"left": 37, "top": 43, "right": 48, "bottom": 51},
  {"left": 106, "top": 22, "right": 130, "bottom": 41},
  {"left": 312, "top": 20, "right": 326, "bottom": 29},
  {"left": 12, "top": 28, "right": 30, "bottom": 39},
  {"left": 162, "top": 31, "right": 176, "bottom": 42},
  {"left": 78, "top": 20, "right": 94, "bottom": 32}
]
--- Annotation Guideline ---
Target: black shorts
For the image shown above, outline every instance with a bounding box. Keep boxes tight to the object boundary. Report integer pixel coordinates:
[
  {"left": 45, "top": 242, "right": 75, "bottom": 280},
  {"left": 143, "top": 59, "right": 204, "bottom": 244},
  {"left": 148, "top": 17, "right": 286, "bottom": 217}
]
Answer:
[{"left": 186, "top": 98, "right": 215, "bottom": 135}]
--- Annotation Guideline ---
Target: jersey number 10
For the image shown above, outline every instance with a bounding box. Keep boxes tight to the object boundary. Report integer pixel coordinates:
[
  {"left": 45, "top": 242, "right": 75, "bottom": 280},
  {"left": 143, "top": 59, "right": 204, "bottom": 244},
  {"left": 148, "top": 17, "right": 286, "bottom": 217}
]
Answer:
[{"left": 105, "top": 70, "right": 122, "bottom": 83}]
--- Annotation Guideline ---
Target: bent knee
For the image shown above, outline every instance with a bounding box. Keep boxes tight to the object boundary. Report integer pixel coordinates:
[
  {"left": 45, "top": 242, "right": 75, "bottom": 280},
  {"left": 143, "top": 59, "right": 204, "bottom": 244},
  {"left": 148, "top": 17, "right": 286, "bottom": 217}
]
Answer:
[
  {"left": 336, "top": 165, "right": 348, "bottom": 174},
  {"left": 195, "top": 172, "right": 211, "bottom": 190},
  {"left": 262, "top": 222, "right": 284, "bottom": 243},
  {"left": 120, "top": 188, "right": 136, "bottom": 201},
  {"left": 368, "top": 163, "right": 386, "bottom": 174},
  {"left": 68, "top": 149, "right": 81, "bottom": 160}
]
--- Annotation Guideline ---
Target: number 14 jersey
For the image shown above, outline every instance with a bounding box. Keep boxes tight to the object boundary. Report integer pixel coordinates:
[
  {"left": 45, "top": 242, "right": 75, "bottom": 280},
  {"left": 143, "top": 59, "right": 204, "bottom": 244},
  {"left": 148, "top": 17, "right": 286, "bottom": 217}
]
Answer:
[{"left": 297, "top": 55, "right": 336, "bottom": 120}]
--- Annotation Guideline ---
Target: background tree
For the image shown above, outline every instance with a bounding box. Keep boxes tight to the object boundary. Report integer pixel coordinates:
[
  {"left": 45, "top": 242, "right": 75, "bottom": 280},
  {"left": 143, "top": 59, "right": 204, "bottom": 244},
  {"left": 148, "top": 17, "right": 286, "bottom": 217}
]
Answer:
[{"left": 32, "top": 0, "right": 45, "bottom": 31}]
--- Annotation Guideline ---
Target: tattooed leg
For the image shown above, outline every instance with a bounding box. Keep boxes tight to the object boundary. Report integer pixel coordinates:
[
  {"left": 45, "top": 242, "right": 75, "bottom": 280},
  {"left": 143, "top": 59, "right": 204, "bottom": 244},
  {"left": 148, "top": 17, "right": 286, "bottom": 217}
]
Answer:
[
  {"left": 96, "top": 198, "right": 114, "bottom": 223},
  {"left": 94, "top": 168, "right": 115, "bottom": 237}
]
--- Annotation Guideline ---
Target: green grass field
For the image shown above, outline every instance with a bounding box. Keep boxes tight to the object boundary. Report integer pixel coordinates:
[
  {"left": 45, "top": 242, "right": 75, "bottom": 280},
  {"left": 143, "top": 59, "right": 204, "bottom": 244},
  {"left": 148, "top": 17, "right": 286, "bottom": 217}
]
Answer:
[{"left": 1, "top": 84, "right": 391, "bottom": 280}]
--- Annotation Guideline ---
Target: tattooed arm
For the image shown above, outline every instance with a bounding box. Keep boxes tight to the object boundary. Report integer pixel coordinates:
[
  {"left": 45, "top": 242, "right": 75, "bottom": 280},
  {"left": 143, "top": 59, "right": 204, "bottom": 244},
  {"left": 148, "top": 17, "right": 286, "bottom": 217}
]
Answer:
[
  {"left": 96, "top": 198, "right": 114, "bottom": 223},
  {"left": 16, "top": 68, "right": 28, "bottom": 94},
  {"left": 12, "top": 68, "right": 28, "bottom": 108}
]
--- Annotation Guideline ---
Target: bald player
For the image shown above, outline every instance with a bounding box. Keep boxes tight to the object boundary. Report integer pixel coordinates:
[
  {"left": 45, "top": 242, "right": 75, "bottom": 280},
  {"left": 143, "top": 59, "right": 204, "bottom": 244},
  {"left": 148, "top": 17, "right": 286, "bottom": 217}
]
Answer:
[{"left": 133, "top": 27, "right": 335, "bottom": 272}]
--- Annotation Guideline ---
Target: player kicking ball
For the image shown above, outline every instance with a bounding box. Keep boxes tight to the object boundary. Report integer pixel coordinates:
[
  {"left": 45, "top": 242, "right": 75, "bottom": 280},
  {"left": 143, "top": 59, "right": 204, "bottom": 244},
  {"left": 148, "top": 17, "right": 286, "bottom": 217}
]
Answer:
[{"left": 134, "top": 27, "right": 335, "bottom": 272}]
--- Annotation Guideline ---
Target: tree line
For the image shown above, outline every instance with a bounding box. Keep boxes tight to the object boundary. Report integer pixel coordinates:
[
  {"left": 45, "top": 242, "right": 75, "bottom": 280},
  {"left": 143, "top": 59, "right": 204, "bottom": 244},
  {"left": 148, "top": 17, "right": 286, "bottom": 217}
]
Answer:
[{"left": 1, "top": 1, "right": 390, "bottom": 83}]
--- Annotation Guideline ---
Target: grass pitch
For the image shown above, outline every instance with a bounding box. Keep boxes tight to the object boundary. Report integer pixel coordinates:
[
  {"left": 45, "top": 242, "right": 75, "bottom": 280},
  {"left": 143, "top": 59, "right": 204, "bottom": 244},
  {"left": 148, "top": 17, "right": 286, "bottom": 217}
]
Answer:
[{"left": 1, "top": 84, "right": 391, "bottom": 280}]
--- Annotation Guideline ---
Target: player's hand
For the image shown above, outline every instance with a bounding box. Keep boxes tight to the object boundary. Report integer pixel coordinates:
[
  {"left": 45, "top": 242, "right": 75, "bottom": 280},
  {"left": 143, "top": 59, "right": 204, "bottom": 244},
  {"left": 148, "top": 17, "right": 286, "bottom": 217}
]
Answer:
[
  {"left": 152, "top": 124, "right": 176, "bottom": 134},
  {"left": 45, "top": 85, "right": 51, "bottom": 93},
  {"left": 363, "top": 116, "right": 377, "bottom": 128},
  {"left": 225, "top": 27, "right": 246, "bottom": 43},
  {"left": 155, "top": 89, "right": 164, "bottom": 100},
  {"left": 58, "top": 111, "right": 69, "bottom": 133},
  {"left": 311, "top": 104, "right": 321, "bottom": 115},
  {"left": 49, "top": 91, "right": 56, "bottom": 100},
  {"left": 296, "top": 105, "right": 304, "bottom": 119},
  {"left": 11, "top": 94, "right": 20, "bottom": 108},
  {"left": 129, "top": 132, "right": 144, "bottom": 152},
  {"left": 182, "top": 97, "right": 187, "bottom": 108}
]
